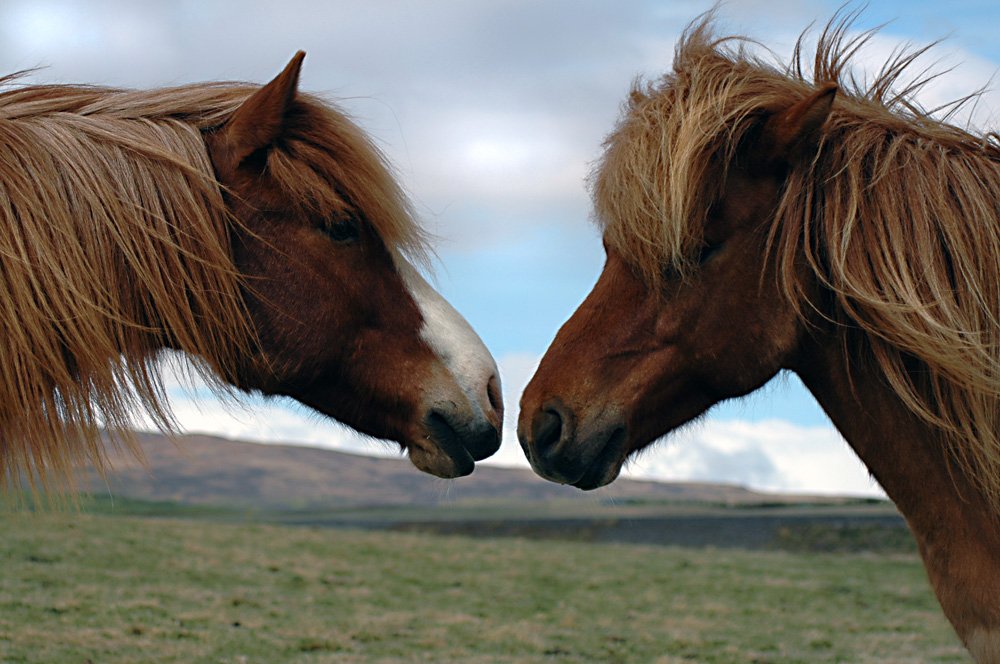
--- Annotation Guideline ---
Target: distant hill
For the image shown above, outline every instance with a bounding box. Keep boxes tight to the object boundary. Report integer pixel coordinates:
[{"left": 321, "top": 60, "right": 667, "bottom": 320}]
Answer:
[{"left": 78, "top": 431, "right": 828, "bottom": 510}]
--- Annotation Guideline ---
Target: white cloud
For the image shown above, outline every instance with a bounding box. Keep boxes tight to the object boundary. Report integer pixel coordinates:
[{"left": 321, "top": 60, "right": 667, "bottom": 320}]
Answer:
[
  {"left": 624, "top": 419, "right": 882, "bottom": 498},
  {"left": 846, "top": 32, "right": 1000, "bottom": 131},
  {"left": 407, "top": 108, "right": 592, "bottom": 209},
  {"left": 160, "top": 393, "right": 395, "bottom": 457}
]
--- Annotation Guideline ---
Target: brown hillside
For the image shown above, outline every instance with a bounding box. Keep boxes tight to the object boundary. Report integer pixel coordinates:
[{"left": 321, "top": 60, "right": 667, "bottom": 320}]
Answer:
[{"left": 79, "top": 431, "right": 803, "bottom": 509}]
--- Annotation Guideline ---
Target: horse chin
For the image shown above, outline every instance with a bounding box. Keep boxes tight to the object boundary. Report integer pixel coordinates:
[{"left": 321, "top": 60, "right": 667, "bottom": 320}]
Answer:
[
  {"left": 406, "top": 409, "right": 501, "bottom": 479},
  {"left": 407, "top": 444, "right": 475, "bottom": 479},
  {"left": 569, "top": 449, "right": 627, "bottom": 490}
]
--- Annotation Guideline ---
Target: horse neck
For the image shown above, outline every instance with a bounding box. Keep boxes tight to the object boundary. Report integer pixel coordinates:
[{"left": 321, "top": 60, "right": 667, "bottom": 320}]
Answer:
[{"left": 793, "top": 330, "right": 1000, "bottom": 660}]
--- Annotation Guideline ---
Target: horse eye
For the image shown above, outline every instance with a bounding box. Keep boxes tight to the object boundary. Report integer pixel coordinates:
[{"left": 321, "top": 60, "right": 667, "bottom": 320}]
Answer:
[
  {"left": 660, "top": 241, "right": 723, "bottom": 283},
  {"left": 697, "top": 240, "right": 723, "bottom": 265},
  {"left": 322, "top": 216, "right": 360, "bottom": 244}
]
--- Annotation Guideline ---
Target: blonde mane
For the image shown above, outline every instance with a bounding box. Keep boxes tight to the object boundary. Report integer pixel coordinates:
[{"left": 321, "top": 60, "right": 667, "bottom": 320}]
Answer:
[
  {"left": 594, "top": 13, "right": 1000, "bottom": 509},
  {"left": 0, "top": 74, "right": 423, "bottom": 489}
]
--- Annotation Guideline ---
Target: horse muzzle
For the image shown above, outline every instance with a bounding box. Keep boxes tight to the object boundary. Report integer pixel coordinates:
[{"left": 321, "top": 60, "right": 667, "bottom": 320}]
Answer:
[
  {"left": 409, "top": 403, "right": 501, "bottom": 478},
  {"left": 518, "top": 398, "right": 629, "bottom": 490},
  {"left": 406, "top": 367, "right": 503, "bottom": 478}
]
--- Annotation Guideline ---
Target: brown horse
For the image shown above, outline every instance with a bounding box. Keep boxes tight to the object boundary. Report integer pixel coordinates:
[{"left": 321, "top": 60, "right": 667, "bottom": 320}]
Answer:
[
  {"left": 519, "top": 14, "right": 1000, "bottom": 661},
  {"left": 0, "top": 53, "right": 502, "bottom": 489}
]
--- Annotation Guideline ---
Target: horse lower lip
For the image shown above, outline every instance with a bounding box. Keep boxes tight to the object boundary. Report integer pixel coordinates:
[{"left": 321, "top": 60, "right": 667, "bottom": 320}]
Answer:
[
  {"left": 425, "top": 411, "right": 479, "bottom": 469},
  {"left": 570, "top": 427, "right": 628, "bottom": 490},
  {"left": 572, "top": 473, "right": 607, "bottom": 491}
]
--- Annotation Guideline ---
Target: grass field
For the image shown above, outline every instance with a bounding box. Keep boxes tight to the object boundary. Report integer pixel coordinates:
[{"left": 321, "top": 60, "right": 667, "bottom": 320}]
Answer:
[{"left": 0, "top": 508, "right": 967, "bottom": 663}]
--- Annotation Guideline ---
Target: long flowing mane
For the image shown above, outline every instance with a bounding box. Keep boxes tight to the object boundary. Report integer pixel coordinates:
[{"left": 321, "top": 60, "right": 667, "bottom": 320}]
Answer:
[
  {"left": 0, "top": 74, "right": 424, "bottom": 489},
  {"left": 594, "top": 12, "right": 1000, "bottom": 508}
]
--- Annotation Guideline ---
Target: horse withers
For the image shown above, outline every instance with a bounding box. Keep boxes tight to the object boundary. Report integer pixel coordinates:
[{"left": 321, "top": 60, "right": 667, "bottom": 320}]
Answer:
[
  {"left": 519, "top": 14, "right": 1000, "bottom": 661},
  {"left": 0, "top": 53, "right": 501, "bottom": 486}
]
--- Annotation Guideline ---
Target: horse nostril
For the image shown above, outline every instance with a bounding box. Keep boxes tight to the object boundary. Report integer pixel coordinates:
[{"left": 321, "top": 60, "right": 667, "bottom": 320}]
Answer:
[
  {"left": 532, "top": 407, "right": 564, "bottom": 457},
  {"left": 486, "top": 373, "right": 503, "bottom": 425}
]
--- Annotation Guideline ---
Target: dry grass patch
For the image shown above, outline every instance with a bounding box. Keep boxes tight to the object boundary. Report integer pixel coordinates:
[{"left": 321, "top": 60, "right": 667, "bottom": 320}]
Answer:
[{"left": 0, "top": 511, "right": 966, "bottom": 663}]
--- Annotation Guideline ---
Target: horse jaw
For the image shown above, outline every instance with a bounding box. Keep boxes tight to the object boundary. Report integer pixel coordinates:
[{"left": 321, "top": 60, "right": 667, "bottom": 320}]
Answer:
[{"left": 393, "top": 256, "right": 503, "bottom": 473}]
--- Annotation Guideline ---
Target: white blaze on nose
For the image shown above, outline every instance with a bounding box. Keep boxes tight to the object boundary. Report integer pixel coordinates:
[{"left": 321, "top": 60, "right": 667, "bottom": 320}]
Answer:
[{"left": 395, "top": 257, "right": 500, "bottom": 419}]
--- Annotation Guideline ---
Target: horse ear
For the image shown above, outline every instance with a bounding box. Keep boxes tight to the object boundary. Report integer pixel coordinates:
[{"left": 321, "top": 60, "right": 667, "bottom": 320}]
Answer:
[
  {"left": 760, "top": 83, "right": 837, "bottom": 165},
  {"left": 210, "top": 51, "right": 306, "bottom": 176}
]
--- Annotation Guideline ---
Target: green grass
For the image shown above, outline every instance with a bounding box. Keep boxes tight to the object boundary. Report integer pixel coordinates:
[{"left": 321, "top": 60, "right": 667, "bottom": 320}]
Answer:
[{"left": 0, "top": 511, "right": 965, "bottom": 663}]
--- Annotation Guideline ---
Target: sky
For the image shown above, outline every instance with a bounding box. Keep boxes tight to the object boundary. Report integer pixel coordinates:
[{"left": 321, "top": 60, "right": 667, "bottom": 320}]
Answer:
[{"left": 3, "top": 0, "right": 1000, "bottom": 498}]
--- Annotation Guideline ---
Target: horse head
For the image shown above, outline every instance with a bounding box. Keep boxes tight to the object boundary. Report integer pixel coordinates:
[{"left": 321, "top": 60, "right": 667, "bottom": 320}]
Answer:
[
  {"left": 518, "top": 73, "right": 836, "bottom": 488},
  {"left": 206, "top": 54, "right": 502, "bottom": 478}
]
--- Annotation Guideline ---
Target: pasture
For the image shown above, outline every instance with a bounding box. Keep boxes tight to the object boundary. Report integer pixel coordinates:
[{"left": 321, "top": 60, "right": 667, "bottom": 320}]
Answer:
[{"left": 0, "top": 508, "right": 964, "bottom": 663}]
